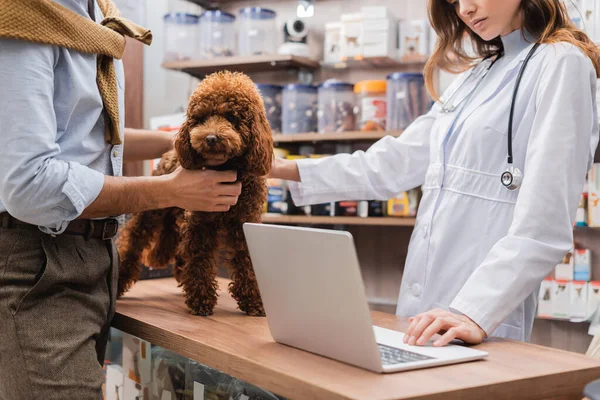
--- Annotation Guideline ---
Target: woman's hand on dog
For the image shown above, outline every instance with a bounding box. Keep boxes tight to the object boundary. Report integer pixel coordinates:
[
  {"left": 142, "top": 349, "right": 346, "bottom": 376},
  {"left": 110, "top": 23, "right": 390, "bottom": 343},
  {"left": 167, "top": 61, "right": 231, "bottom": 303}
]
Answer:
[{"left": 166, "top": 166, "right": 241, "bottom": 212}]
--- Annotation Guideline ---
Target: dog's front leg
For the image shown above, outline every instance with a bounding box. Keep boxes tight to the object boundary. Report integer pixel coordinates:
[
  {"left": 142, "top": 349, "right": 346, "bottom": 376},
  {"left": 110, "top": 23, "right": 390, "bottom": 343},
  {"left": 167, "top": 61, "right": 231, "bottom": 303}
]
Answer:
[
  {"left": 179, "top": 212, "right": 220, "bottom": 316},
  {"left": 225, "top": 182, "right": 266, "bottom": 317}
]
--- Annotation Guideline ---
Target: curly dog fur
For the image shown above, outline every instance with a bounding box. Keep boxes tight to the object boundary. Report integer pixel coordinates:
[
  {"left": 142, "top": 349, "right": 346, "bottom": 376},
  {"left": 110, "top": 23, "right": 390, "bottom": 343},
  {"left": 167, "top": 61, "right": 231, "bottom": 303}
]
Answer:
[{"left": 116, "top": 71, "right": 273, "bottom": 316}]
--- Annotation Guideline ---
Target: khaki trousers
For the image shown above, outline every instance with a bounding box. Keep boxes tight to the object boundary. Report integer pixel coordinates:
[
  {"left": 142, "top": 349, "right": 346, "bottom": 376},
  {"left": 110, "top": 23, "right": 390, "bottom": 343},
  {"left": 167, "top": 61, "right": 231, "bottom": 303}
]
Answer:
[{"left": 0, "top": 223, "right": 118, "bottom": 399}]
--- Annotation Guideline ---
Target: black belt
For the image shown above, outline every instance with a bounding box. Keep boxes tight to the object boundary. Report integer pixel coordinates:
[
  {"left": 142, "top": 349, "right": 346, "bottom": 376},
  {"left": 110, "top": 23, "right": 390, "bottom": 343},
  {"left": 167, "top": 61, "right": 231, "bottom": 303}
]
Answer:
[{"left": 0, "top": 212, "right": 119, "bottom": 240}]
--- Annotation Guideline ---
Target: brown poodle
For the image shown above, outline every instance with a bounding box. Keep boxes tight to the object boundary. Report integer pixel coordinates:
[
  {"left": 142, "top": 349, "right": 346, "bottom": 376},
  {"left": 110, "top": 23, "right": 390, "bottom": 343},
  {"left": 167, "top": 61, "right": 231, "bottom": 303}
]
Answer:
[{"left": 117, "top": 71, "right": 273, "bottom": 317}]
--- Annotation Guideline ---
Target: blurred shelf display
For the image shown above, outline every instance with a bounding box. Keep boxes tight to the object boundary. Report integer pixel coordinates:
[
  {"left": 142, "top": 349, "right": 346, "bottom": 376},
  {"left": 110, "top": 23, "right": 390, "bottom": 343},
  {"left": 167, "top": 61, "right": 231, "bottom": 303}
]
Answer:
[
  {"left": 261, "top": 214, "right": 416, "bottom": 227},
  {"left": 273, "top": 130, "right": 402, "bottom": 143},
  {"left": 162, "top": 54, "right": 320, "bottom": 78}
]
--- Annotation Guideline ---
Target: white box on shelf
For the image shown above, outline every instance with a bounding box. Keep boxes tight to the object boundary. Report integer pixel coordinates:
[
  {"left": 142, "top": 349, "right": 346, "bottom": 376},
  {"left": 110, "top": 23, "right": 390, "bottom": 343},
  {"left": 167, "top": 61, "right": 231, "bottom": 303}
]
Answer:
[
  {"left": 552, "top": 280, "right": 571, "bottom": 319},
  {"left": 555, "top": 248, "right": 574, "bottom": 281},
  {"left": 106, "top": 365, "right": 124, "bottom": 400},
  {"left": 123, "top": 333, "right": 152, "bottom": 386},
  {"left": 537, "top": 278, "right": 553, "bottom": 318},
  {"left": 574, "top": 248, "right": 592, "bottom": 281},
  {"left": 398, "top": 20, "right": 431, "bottom": 62},
  {"left": 570, "top": 281, "right": 589, "bottom": 319},
  {"left": 588, "top": 281, "right": 600, "bottom": 318},
  {"left": 361, "top": 19, "right": 397, "bottom": 59},
  {"left": 588, "top": 164, "right": 600, "bottom": 227},
  {"left": 341, "top": 13, "right": 364, "bottom": 60},
  {"left": 324, "top": 22, "right": 343, "bottom": 65}
]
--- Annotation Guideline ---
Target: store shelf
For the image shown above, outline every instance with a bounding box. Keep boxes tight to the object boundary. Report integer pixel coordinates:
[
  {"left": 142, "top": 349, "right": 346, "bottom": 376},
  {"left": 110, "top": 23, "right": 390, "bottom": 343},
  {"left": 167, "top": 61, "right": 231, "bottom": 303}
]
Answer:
[
  {"left": 321, "top": 56, "right": 427, "bottom": 70},
  {"left": 162, "top": 55, "right": 319, "bottom": 78},
  {"left": 273, "top": 130, "right": 402, "bottom": 143},
  {"left": 261, "top": 214, "right": 416, "bottom": 226}
]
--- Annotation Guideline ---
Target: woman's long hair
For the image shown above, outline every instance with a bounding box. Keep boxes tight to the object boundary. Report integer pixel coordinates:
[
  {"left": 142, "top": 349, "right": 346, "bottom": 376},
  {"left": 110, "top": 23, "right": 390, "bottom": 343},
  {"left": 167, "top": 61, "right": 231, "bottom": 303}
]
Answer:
[{"left": 425, "top": 0, "right": 600, "bottom": 100}]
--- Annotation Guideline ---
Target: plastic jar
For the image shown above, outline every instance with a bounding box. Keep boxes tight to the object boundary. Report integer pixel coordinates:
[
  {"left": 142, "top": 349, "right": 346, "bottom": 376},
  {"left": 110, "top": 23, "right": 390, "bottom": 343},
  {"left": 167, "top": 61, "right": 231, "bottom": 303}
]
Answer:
[
  {"left": 163, "top": 13, "right": 199, "bottom": 62},
  {"left": 256, "top": 84, "right": 283, "bottom": 134},
  {"left": 318, "top": 80, "right": 356, "bottom": 133},
  {"left": 198, "top": 10, "right": 236, "bottom": 59},
  {"left": 386, "top": 73, "right": 430, "bottom": 130},
  {"left": 282, "top": 84, "right": 318, "bottom": 134},
  {"left": 238, "top": 7, "right": 277, "bottom": 56},
  {"left": 354, "top": 80, "right": 387, "bottom": 131}
]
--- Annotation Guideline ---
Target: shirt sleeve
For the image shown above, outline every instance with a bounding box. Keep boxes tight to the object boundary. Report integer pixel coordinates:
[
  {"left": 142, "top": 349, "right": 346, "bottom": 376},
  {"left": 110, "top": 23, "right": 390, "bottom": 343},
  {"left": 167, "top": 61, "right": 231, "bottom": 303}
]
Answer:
[
  {"left": 288, "top": 102, "right": 440, "bottom": 206},
  {"left": 0, "top": 38, "right": 105, "bottom": 234},
  {"left": 449, "top": 49, "right": 599, "bottom": 335}
]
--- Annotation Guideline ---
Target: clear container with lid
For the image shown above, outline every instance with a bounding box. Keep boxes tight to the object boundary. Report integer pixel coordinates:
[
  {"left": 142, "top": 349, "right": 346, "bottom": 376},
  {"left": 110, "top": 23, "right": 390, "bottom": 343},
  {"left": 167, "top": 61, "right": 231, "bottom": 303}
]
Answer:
[
  {"left": 318, "top": 80, "right": 356, "bottom": 133},
  {"left": 354, "top": 80, "right": 387, "bottom": 131},
  {"left": 238, "top": 7, "right": 277, "bottom": 56},
  {"left": 256, "top": 84, "right": 283, "bottom": 134},
  {"left": 163, "top": 13, "right": 199, "bottom": 62},
  {"left": 198, "top": 10, "right": 236, "bottom": 58},
  {"left": 282, "top": 84, "right": 318, "bottom": 134},
  {"left": 386, "top": 73, "right": 431, "bottom": 130}
]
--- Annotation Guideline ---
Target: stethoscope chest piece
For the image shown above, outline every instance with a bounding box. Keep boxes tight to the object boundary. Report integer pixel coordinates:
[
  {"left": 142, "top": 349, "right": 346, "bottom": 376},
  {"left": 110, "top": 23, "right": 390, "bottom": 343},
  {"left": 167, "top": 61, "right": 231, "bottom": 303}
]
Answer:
[{"left": 501, "top": 166, "right": 523, "bottom": 191}]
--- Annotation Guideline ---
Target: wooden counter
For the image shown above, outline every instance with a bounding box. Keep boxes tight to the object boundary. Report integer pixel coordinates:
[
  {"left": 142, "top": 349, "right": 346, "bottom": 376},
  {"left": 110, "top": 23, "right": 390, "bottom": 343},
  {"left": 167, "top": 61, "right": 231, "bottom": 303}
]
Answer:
[{"left": 113, "top": 278, "right": 600, "bottom": 400}]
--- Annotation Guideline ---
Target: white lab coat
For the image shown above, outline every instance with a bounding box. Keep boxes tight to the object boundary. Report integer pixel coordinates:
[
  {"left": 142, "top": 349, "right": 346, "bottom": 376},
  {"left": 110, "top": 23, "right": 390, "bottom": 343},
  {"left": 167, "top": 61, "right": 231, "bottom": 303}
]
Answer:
[{"left": 289, "top": 42, "right": 599, "bottom": 341}]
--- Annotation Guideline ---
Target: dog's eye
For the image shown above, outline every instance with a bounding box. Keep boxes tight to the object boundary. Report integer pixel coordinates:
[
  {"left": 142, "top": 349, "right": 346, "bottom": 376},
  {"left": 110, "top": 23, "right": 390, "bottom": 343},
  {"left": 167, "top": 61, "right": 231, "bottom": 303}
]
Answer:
[
  {"left": 194, "top": 116, "right": 207, "bottom": 125},
  {"left": 225, "top": 113, "right": 236, "bottom": 124}
]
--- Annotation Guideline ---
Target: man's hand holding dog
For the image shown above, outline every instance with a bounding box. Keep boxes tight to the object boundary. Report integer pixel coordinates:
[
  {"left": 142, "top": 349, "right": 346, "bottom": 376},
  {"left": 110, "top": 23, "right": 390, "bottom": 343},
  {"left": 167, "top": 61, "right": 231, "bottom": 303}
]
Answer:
[{"left": 166, "top": 167, "right": 241, "bottom": 212}]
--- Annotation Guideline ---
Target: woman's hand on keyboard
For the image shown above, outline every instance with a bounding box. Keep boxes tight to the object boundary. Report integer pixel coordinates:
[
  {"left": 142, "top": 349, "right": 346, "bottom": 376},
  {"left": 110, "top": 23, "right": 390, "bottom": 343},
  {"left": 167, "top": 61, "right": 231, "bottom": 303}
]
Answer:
[{"left": 403, "top": 309, "right": 487, "bottom": 347}]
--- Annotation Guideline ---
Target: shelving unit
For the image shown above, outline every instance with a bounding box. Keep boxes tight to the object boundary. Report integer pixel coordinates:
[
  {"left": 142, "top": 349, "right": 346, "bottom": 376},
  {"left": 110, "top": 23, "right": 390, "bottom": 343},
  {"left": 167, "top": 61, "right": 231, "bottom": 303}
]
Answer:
[
  {"left": 261, "top": 214, "right": 416, "bottom": 227},
  {"left": 162, "top": 55, "right": 320, "bottom": 79},
  {"left": 321, "top": 57, "right": 427, "bottom": 70},
  {"left": 273, "top": 130, "right": 402, "bottom": 143}
]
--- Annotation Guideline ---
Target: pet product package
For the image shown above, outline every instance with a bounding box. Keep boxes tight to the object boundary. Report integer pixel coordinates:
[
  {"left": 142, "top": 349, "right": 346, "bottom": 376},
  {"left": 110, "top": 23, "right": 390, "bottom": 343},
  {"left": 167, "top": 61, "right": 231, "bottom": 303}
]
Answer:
[
  {"left": 588, "top": 164, "right": 600, "bottom": 227},
  {"left": 324, "top": 22, "right": 343, "bottom": 65},
  {"left": 123, "top": 333, "right": 152, "bottom": 386},
  {"left": 360, "top": 6, "right": 397, "bottom": 59},
  {"left": 588, "top": 281, "right": 600, "bottom": 319},
  {"left": 552, "top": 280, "right": 571, "bottom": 319},
  {"left": 106, "top": 365, "right": 124, "bottom": 400},
  {"left": 555, "top": 248, "right": 574, "bottom": 281},
  {"left": 341, "top": 13, "right": 363, "bottom": 61},
  {"left": 570, "top": 281, "right": 589, "bottom": 319},
  {"left": 398, "top": 20, "right": 430, "bottom": 62},
  {"left": 574, "top": 248, "right": 592, "bottom": 281},
  {"left": 537, "top": 278, "right": 553, "bottom": 318}
]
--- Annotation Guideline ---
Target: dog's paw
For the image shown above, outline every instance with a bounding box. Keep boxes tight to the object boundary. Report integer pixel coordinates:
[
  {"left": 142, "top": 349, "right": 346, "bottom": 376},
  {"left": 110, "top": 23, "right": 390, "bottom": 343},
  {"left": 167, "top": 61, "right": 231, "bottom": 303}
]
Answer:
[
  {"left": 241, "top": 303, "right": 266, "bottom": 317},
  {"left": 190, "top": 307, "right": 214, "bottom": 317}
]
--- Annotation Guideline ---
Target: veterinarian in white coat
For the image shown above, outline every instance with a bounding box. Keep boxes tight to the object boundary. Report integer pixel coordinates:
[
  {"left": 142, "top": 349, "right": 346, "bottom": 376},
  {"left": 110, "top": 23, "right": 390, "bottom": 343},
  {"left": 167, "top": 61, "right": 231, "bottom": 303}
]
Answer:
[{"left": 270, "top": 0, "right": 600, "bottom": 346}]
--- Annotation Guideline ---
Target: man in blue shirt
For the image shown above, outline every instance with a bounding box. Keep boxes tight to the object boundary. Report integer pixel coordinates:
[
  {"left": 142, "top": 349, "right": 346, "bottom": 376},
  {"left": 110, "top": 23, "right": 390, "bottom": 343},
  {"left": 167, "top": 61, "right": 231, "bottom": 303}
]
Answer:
[{"left": 0, "top": 1, "right": 241, "bottom": 398}]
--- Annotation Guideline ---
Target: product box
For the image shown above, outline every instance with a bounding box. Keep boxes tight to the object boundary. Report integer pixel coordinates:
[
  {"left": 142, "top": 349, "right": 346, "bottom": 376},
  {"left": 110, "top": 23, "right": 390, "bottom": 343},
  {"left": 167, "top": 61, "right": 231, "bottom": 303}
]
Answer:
[
  {"left": 588, "top": 281, "right": 600, "bottom": 318},
  {"left": 576, "top": 192, "right": 588, "bottom": 227},
  {"left": 368, "top": 200, "right": 386, "bottom": 217},
  {"left": 537, "top": 278, "right": 554, "bottom": 318},
  {"left": 574, "top": 248, "right": 592, "bottom": 281},
  {"left": 122, "top": 333, "right": 152, "bottom": 386},
  {"left": 552, "top": 280, "right": 571, "bottom": 319},
  {"left": 588, "top": 164, "right": 600, "bottom": 227},
  {"left": 570, "top": 280, "right": 589, "bottom": 319},
  {"left": 555, "top": 249, "right": 574, "bottom": 281},
  {"left": 324, "top": 22, "right": 343, "bottom": 65},
  {"left": 387, "top": 193, "right": 410, "bottom": 217},
  {"left": 106, "top": 365, "right": 124, "bottom": 400},
  {"left": 267, "top": 178, "right": 288, "bottom": 214},
  {"left": 335, "top": 200, "right": 359, "bottom": 216},
  {"left": 341, "top": 13, "right": 363, "bottom": 60},
  {"left": 398, "top": 20, "right": 431, "bottom": 62},
  {"left": 361, "top": 7, "right": 397, "bottom": 59}
]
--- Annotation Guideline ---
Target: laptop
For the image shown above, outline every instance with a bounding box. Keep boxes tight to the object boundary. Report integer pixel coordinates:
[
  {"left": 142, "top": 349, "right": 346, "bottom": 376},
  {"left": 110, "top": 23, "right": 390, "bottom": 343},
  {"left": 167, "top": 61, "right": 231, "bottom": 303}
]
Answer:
[{"left": 242, "top": 223, "right": 488, "bottom": 373}]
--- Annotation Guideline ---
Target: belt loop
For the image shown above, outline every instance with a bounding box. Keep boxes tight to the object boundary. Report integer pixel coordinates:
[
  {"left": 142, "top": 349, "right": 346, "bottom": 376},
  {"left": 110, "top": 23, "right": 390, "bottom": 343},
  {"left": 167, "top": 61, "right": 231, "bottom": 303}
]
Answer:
[
  {"left": 1, "top": 213, "right": 11, "bottom": 229},
  {"left": 85, "top": 220, "right": 95, "bottom": 241}
]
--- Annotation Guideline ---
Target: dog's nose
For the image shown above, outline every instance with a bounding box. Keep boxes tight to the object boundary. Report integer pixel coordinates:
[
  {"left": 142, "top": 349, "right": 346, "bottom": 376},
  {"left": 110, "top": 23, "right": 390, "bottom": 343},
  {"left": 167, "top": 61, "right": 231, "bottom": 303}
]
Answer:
[{"left": 206, "top": 135, "right": 218, "bottom": 146}]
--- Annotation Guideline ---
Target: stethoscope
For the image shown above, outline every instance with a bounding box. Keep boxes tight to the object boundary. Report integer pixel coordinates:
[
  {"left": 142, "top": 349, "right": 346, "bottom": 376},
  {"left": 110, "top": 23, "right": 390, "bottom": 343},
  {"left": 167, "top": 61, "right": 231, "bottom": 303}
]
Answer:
[{"left": 440, "top": 42, "right": 541, "bottom": 191}]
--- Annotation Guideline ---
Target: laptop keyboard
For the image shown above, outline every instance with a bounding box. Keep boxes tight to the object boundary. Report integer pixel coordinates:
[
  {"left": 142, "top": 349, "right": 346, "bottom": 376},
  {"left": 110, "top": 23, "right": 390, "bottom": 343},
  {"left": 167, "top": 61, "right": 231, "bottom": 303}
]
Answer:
[{"left": 378, "top": 343, "right": 435, "bottom": 365}]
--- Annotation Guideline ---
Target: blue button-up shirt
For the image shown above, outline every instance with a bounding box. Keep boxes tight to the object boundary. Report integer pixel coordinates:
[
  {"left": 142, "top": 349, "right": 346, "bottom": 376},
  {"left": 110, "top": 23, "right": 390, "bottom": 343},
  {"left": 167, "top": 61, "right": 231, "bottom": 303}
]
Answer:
[{"left": 0, "top": 0, "right": 125, "bottom": 234}]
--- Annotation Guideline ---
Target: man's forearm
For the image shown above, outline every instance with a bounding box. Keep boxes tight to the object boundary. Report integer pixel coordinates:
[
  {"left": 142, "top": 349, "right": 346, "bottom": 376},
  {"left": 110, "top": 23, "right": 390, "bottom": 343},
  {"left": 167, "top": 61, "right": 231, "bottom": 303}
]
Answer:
[
  {"left": 79, "top": 175, "right": 174, "bottom": 219},
  {"left": 123, "top": 128, "right": 175, "bottom": 162}
]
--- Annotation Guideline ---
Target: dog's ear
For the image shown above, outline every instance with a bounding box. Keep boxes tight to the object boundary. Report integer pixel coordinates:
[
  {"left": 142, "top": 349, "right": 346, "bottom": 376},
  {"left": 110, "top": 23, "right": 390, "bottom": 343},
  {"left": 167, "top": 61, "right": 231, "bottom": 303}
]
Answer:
[
  {"left": 246, "top": 105, "right": 274, "bottom": 176},
  {"left": 175, "top": 119, "right": 198, "bottom": 170}
]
